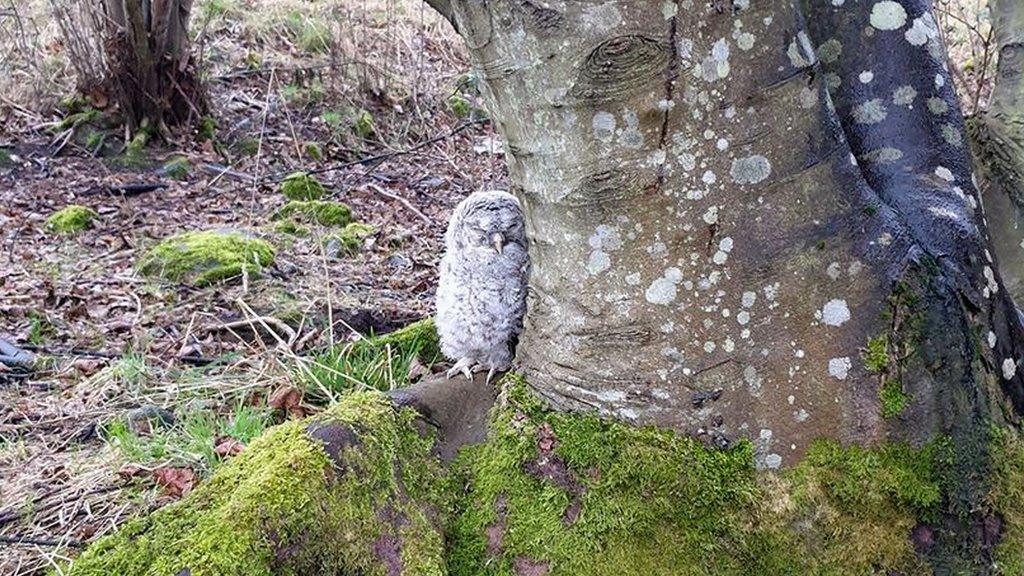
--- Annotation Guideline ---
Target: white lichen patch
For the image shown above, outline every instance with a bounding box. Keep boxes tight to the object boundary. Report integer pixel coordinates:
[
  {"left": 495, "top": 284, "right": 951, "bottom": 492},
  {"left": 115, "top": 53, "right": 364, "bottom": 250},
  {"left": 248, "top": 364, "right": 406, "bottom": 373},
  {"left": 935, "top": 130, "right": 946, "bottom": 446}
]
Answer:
[
  {"left": 893, "top": 85, "right": 917, "bottom": 106},
  {"left": 729, "top": 155, "right": 772, "bottom": 185},
  {"left": 741, "top": 291, "right": 757, "bottom": 308},
  {"left": 988, "top": 331, "right": 998, "bottom": 349},
  {"left": 926, "top": 97, "right": 949, "bottom": 115},
  {"left": 737, "top": 32, "right": 756, "bottom": 51},
  {"left": 984, "top": 266, "right": 1000, "bottom": 295},
  {"left": 941, "top": 124, "right": 963, "bottom": 147},
  {"left": 820, "top": 299, "right": 851, "bottom": 327},
  {"left": 828, "top": 357, "right": 852, "bottom": 380},
  {"left": 702, "top": 206, "right": 719, "bottom": 225},
  {"left": 870, "top": 1, "right": 908, "bottom": 31},
  {"left": 935, "top": 166, "right": 955, "bottom": 182},
  {"left": 1003, "top": 358, "right": 1017, "bottom": 380},
  {"left": 861, "top": 147, "right": 904, "bottom": 163},
  {"left": 817, "top": 38, "right": 842, "bottom": 64},
  {"left": 852, "top": 99, "right": 888, "bottom": 124},
  {"left": 586, "top": 225, "right": 622, "bottom": 276},
  {"left": 660, "top": 0, "right": 678, "bottom": 19},
  {"left": 798, "top": 86, "right": 819, "bottom": 109},
  {"left": 592, "top": 111, "right": 616, "bottom": 142},
  {"left": 859, "top": 71, "right": 874, "bottom": 84},
  {"left": 645, "top": 267, "right": 684, "bottom": 305},
  {"left": 905, "top": 13, "right": 938, "bottom": 46}
]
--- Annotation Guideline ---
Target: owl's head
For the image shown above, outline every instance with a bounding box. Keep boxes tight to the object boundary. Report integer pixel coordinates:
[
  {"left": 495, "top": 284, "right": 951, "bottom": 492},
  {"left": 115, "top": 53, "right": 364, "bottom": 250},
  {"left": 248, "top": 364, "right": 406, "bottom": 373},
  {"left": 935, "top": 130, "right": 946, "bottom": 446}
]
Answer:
[{"left": 447, "top": 190, "right": 526, "bottom": 255}]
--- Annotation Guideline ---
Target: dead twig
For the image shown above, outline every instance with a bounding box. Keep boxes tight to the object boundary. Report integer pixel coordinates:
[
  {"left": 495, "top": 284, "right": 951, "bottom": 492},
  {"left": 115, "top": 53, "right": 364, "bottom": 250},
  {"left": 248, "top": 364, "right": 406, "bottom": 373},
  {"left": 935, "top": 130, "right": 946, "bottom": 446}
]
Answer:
[{"left": 364, "top": 182, "right": 433, "bottom": 226}]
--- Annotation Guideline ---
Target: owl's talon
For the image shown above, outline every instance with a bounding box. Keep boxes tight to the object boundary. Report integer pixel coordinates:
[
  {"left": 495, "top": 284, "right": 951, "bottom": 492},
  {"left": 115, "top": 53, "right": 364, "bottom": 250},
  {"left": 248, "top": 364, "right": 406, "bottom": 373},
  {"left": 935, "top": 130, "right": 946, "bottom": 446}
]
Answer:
[
  {"left": 447, "top": 357, "right": 474, "bottom": 380},
  {"left": 485, "top": 367, "right": 496, "bottom": 386}
]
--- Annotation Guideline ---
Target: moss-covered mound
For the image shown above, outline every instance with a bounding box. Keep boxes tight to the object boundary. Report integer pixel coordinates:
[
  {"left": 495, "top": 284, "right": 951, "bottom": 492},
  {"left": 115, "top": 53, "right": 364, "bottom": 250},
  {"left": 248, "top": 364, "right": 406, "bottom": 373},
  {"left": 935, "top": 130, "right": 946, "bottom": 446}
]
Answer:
[
  {"left": 137, "top": 231, "right": 275, "bottom": 286},
  {"left": 448, "top": 377, "right": 943, "bottom": 575},
  {"left": 274, "top": 200, "right": 353, "bottom": 227},
  {"left": 66, "top": 392, "right": 450, "bottom": 576},
  {"left": 280, "top": 172, "right": 327, "bottom": 200},
  {"left": 46, "top": 205, "right": 98, "bottom": 235},
  {"left": 324, "top": 222, "right": 376, "bottom": 256}
]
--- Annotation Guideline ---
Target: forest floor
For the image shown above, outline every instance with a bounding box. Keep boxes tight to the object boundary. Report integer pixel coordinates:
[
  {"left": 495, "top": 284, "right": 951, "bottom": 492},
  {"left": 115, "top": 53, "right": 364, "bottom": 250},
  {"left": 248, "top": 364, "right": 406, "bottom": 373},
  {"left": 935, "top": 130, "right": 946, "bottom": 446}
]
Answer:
[
  {"left": 0, "top": 0, "right": 996, "bottom": 573},
  {"left": 0, "top": 1, "right": 504, "bottom": 573}
]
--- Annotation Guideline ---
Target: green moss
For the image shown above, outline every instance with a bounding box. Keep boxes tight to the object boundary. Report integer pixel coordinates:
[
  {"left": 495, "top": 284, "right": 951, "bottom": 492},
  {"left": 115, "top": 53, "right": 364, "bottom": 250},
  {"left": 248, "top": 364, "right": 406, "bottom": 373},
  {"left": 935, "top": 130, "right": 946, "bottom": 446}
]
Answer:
[
  {"left": 280, "top": 172, "right": 327, "bottom": 201},
  {"left": 273, "top": 220, "right": 310, "bottom": 236},
  {"left": 879, "top": 380, "right": 911, "bottom": 419},
  {"left": 163, "top": 156, "right": 191, "bottom": 181},
  {"left": 863, "top": 334, "right": 889, "bottom": 373},
  {"left": 274, "top": 200, "right": 352, "bottom": 227},
  {"left": 990, "top": 428, "right": 1024, "bottom": 574},
  {"left": 448, "top": 95, "right": 471, "bottom": 118},
  {"left": 0, "top": 147, "right": 11, "bottom": 167},
  {"left": 56, "top": 108, "right": 100, "bottom": 131},
  {"left": 324, "top": 222, "right": 376, "bottom": 256},
  {"left": 66, "top": 392, "right": 449, "bottom": 576},
  {"left": 137, "top": 231, "right": 275, "bottom": 286},
  {"left": 305, "top": 141, "right": 324, "bottom": 162},
  {"left": 353, "top": 109, "right": 375, "bottom": 139},
  {"left": 46, "top": 205, "right": 97, "bottom": 235},
  {"left": 198, "top": 116, "right": 217, "bottom": 142},
  {"left": 448, "top": 377, "right": 938, "bottom": 575},
  {"left": 124, "top": 131, "right": 150, "bottom": 166}
]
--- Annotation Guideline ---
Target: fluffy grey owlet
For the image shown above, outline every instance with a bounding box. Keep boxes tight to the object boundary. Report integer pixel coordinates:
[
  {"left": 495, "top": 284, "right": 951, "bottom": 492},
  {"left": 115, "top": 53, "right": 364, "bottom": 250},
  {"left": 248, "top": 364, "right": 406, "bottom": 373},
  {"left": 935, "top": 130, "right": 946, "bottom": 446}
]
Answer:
[{"left": 436, "top": 190, "right": 529, "bottom": 382}]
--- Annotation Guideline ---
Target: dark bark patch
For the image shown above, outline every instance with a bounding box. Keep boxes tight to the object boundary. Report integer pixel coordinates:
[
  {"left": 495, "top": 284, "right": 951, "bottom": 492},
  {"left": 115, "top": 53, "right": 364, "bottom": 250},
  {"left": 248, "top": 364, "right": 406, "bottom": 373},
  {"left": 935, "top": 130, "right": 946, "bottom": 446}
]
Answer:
[
  {"left": 513, "top": 556, "right": 551, "bottom": 576},
  {"left": 563, "top": 169, "right": 659, "bottom": 208},
  {"left": 373, "top": 533, "right": 404, "bottom": 576},
  {"left": 485, "top": 494, "right": 509, "bottom": 557},
  {"left": 569, "top": 36, "right": 672, "bottom": 103},
  {"left": 306, "top": 422, "right": 361, "bottom": 471},
  {"left": 516, "top": 0, "right": 563, "bottom": 31}
]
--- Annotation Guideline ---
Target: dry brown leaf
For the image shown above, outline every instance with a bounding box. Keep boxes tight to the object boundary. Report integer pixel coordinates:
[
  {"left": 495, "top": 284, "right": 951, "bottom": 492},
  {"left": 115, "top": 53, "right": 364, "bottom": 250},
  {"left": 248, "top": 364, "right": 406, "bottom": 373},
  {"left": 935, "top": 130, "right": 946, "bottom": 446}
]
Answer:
[
  {"left": 152, "top": 467, "right": 197, "bottom": 499},
  {"left": 213, "top": 437, "right": 245, "bottom": 458}
]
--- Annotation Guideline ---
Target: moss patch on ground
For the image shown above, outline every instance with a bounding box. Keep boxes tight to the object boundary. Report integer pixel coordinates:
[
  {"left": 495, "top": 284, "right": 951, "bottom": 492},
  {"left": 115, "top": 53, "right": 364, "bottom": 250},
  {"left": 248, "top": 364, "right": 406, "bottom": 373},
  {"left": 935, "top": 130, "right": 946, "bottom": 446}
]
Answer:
[
  {"left": 66, "top": 392, "right": 449, "bottom": 576},
  {"left": 46, "top": 205, "right": 98, "bottom": 235},
  {"left": 280, "top": 172, "right": 327, "bottom": 200},
  {"left": 989, "top": 428, "right": 1024, "bottom": 574},
  {"left": 137, "top": 231, "right": 275, "bottom": 286},
  {"left": 448, "top": 377, "right": 941, "bottom": 576},
  {"left": 324, "top": 222, "right": 376, "bottom": 256},
  {"left": 274, "top": 200, "right": 353, "bottom": 227}
]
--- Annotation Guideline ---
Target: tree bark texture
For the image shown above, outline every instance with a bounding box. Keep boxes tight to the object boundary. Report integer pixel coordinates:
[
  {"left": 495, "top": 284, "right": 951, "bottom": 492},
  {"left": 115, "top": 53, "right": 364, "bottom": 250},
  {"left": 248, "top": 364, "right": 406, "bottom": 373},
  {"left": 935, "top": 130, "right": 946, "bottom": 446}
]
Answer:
[
  {"left": 439, "top": 0, "right": 1024, "bottom": 470},
  {"left": 100, "top": 0, "right": 204, "bottom": 130},
  {"left": 970, "top": 0, "right": 1024, "bottom": 303}
]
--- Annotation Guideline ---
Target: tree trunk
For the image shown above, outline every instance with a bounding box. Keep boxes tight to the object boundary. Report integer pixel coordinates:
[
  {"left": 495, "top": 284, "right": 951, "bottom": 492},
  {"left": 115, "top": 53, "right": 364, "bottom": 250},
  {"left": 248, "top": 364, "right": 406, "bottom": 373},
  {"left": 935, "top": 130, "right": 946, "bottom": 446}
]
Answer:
[
  {"left": 101, "top": 0, "right": 205, "bottom": 132},
  {"left": 63, "top": 0, "right": 1024, "bottom": 573},
  {"left": 969, "top": 0, "right": 1024, "bottom": 303}
]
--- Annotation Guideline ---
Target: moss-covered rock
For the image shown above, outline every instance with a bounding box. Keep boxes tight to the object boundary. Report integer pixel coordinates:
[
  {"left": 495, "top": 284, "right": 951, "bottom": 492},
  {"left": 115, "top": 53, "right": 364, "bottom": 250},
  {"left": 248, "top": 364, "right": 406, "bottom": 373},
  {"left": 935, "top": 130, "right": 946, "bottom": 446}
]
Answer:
[
  {"left": 46, "top": 205, "right": 98, "bottom": 235},
  {"left": 273, "top": 200, "right": 353, "bottom": 227},
  {"left": 65, "top": 392, "right": 449, "bottom": 576},
  {"left": 137, "top": 231, "right": 275, "bottom": 286},
  {"left": 280, "top": 172, "right": 327, "bottom": 201},
  {"left": 324, "top": 222, "right": 376, "bottom": 256}
]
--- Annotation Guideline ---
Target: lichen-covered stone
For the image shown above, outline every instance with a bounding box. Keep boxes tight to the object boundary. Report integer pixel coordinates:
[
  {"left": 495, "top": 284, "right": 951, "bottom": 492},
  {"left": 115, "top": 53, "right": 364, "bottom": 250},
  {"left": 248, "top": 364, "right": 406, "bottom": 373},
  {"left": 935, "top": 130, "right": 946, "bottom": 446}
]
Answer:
[
  {"left": 65, "top": 392, "right": 450, "bottom": 576},
  {"left": 274, "top": 200, "right": 353, "bottom": 227},
  {"left": 46, "top": 205, "right": 97, "bottom": 235},
  {"left": 137, "top": 231, "right": 275, "bottom": 286},
  {"left": 280, "top": 172, "right": 327, "bottom": 201}
]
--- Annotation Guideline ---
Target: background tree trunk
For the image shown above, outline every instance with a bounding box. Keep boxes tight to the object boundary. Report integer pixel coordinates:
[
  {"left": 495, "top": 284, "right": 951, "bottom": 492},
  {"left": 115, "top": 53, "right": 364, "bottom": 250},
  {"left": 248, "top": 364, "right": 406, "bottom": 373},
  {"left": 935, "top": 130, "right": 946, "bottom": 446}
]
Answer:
[
  {"left": 969, "top": 0, "right": 1024, "bottom": 302},
  {"left": 100, "top": 0, "right": 205, "bottom": 132}
]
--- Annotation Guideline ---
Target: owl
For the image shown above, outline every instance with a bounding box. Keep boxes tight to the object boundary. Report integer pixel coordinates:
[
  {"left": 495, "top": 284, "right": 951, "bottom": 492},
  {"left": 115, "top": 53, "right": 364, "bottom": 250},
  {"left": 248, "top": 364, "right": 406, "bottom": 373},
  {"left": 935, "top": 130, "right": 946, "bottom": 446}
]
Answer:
[{"left": 436, "top": 190, "right": 529, "bottom": 383}]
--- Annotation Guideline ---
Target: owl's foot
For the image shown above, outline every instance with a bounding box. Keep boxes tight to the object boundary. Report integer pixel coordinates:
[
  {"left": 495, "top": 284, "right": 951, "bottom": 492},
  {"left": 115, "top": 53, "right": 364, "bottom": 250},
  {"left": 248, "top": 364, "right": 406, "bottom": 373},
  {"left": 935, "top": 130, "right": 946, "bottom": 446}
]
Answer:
[{"left": 446, "top": 357, "right": 474, "bottom": 381}]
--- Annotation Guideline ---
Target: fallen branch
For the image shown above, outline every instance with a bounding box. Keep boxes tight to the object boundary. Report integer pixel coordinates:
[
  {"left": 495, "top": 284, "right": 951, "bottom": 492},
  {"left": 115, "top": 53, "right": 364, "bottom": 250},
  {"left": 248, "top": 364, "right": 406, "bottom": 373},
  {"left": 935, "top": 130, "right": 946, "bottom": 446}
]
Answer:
[
  {"left": 83, "top": 182, "right": 169, "bottom": 197},
  {"left": 0, "top": 534, "right": 82, "bottom": 548},
  {"left": 365, "top": 182, "right": 433, "bottom": 226},
  {"left": 265, "top": 118, "right": 488, "bottom": 183},
  {"left": 0, "top": 338, "right": 35, "bottom": 370}
]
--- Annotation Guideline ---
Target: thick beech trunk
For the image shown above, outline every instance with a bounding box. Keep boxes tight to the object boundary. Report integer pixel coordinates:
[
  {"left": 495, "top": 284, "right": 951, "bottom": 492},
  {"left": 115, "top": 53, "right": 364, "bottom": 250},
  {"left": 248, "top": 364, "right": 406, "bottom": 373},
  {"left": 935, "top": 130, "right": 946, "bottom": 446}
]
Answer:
[{"left": 970, "top": 0, "right": 1024, "bottom": 302}]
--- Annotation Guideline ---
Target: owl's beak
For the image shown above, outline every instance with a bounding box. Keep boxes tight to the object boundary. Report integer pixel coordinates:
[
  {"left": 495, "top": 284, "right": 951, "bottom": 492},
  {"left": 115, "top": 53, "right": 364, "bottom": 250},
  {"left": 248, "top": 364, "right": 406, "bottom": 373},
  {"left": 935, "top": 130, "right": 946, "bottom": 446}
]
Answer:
[{"left": 490, "top": 232, "right": 505, "bottom": 254}]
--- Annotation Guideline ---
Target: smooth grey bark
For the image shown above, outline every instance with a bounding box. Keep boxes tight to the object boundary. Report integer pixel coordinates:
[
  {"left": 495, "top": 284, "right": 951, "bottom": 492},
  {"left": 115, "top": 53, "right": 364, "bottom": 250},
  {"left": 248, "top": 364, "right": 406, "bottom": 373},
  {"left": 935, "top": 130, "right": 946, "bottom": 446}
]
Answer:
[
  {"left": 970, "top": 0, "right": 1024, "bottom": 303},
  {"left": 437, "top": 0, "right": 1022, "bottom": 458}
]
